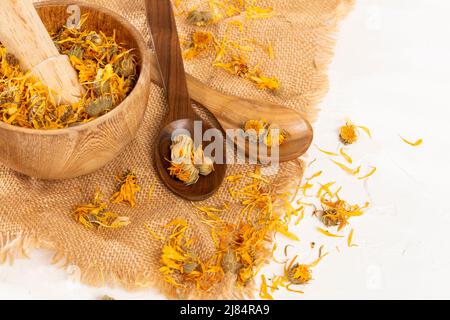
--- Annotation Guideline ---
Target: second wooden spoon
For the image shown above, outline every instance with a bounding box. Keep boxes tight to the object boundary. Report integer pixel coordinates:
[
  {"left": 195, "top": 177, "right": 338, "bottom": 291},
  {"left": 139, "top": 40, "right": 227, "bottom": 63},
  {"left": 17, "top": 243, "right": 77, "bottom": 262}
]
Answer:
[{"left": 148, "top": 53, "right": 314, "bottom": 163}]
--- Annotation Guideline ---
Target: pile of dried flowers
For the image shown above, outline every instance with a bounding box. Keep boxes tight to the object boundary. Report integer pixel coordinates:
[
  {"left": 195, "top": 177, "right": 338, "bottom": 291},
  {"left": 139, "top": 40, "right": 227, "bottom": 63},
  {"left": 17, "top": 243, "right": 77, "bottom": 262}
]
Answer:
[
  {"left": 74, "top": 190, "right": 131, "bottom": 230},
  {"left": 0, "top": 14, "right": 137, "bottom": 129},
  {"left": 175, "top": 0, "right": 280, "bottom": 92},
  {"left": 243, "top": 119, "right": 287, "bottom": 147}
]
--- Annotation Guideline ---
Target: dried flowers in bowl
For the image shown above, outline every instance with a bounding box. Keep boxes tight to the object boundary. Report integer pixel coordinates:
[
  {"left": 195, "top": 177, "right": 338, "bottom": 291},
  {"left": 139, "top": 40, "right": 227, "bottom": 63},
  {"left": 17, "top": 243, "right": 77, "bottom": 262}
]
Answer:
[
  {"left": 168, "top": 134, "right": 215, "bottom": 186},
  {"left": 0, "top": 2, "right": 151, "bottom": 180},
  {"left": 243, "top": 119, "right": 287, "bottom": 147},
  {"left": 0, "top": 14, "right": 137, "bottom": 129}
]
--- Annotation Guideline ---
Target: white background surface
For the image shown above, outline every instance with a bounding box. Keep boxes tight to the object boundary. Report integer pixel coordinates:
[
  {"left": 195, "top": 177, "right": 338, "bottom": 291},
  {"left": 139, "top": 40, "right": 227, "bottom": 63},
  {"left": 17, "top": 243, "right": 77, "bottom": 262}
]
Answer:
[{"left": 1, "top": 0, "right": 449, "bottom": 300}]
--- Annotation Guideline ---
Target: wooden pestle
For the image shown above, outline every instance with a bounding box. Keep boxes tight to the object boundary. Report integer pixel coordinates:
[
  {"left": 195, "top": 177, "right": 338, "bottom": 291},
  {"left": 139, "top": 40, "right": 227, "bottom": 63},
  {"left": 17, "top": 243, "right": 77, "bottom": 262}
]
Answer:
[{"left": 0, "top": 0, "right": 84, "bottom": 104}]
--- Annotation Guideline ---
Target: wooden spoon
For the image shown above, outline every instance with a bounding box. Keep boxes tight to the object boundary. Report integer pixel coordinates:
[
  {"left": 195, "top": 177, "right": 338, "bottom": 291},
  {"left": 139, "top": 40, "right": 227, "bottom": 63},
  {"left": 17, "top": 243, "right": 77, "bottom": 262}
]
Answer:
[
  {"left": 145, "top": 0, "right": 226, "bottom": 201},
  {"left": 147, "top": 53, "right": 313, "bottom": 163},
  {"left": 0, "top": 0, "right": 84, "bottom": 104}
]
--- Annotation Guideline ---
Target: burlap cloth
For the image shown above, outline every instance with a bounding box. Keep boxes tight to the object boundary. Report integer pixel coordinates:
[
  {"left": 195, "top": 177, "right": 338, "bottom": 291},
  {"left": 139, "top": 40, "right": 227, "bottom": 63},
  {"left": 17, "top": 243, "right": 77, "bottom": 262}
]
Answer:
[{"left": 0, "top": 0, "right": 353, "bottom": 299}]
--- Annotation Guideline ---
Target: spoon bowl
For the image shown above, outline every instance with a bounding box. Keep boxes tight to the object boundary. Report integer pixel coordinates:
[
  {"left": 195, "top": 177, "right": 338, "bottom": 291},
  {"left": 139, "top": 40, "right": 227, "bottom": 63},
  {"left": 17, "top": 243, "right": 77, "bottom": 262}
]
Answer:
[
  {"left": 154, "top": 119, "right": 227, "bottom": 201},
  {"left": 0, "top": 1, "right": 151, "bottom": 180}
]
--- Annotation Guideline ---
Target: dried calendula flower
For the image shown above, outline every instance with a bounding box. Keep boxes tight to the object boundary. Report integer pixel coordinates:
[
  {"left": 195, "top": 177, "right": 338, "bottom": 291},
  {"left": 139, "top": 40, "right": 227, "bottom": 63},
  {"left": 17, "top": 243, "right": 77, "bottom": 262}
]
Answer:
[
  {"left": 74, "top": 191, "right": 130, "bottom": 229},
  {"left": 0, "top": 15, "right": 137, "bottom": 130},
  {"left": 286, "top": 254, "right": 326, "bottom": 287},
  {"left": 288, "top": 263, "right": 312, "bottom": 285},
  {"left": 244, "top": 119, "right": 267, "bottom": 135},
  {"left": 115, "top": 54, "right": 137, "bottom": 78},
  {"left": 187, "top": 10, "right": 213, "bottom": 26},
  {"left": 193, "top": 145, "right": 215, "bottom": 176},
  {"left": 183, "top": 261, "right": 200, "bottom": 274},
  {"left": 183, "top": 31, "right": 214, "bottom": 60},
  {"left": 192, "top": 31, "right": 213, "bottom": 48},
  {"left": 58, "top": 105, "right": 74, "bottom": 123},
  {"left": 168, "top": 162, "right": 200, "bottom": 186},
  {"left": 4, "top": 53, "right": 19, "bottom": 66},
  {"left": 85, "top": 96, "right": 113, "bottom": 117},
  {"left": 339, "top": 120, "right": 372, "bottom": 145},
  {"left": 264, "top": 124, "right": 287, "bottom": 147},
  {"left": 168, "top": 134, "right": 214, "bottom": 185},
  {"left": 171, "top": 134, "right": 194, "bottom": 161},
  {"left": 318, "top": 208, "right": 340, "bottom": 227},
  {"left": 84, "top": 32, "right": 103, "bottom": 46},
  {"left": 154, "top": 219, "right": 223, "bottom": 290},
  {"left": 93, "top": 65, "right": 114, "bottom": 95},
  {"left": 222, "top": 250, "right": 241, "bottom": 274},
  {"left": 317, "top": 196, "right": 368, "bottom": 231},
  {"left": 243, "top": 119, "right": 287, "bottom": 146},
  {"left": 339, "top": 121, "right": 358, "bottom": 145},
  {"left": 214, "top": 55, "right": 250, "bottom": 78},
  {"left": 111, "top": 171, "right": 141, "bottom": 208},
  {"left": 261, "top": 252, "right": 329, "bottom": 298}
]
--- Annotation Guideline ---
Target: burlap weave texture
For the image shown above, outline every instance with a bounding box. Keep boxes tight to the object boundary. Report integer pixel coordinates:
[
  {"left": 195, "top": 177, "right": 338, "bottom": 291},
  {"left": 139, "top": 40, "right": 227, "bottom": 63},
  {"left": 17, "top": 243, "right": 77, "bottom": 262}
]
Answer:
[{"left": 0, "top": 0, "right": 353, "bottom": 299}]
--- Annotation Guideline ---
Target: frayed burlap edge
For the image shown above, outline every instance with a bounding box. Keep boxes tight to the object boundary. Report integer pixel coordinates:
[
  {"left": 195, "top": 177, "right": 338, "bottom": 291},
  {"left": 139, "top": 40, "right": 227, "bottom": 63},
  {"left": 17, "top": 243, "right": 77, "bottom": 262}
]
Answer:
[{"left": 0, "top": 0, "right": 354, "bottom": 300}]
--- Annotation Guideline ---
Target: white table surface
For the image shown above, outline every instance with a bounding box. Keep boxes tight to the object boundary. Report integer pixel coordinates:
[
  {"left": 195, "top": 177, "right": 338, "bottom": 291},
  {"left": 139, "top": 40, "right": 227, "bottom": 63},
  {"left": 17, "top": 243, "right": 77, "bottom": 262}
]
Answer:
[{"left": 1, "top": 0, "right": 449, "bottom": 300}]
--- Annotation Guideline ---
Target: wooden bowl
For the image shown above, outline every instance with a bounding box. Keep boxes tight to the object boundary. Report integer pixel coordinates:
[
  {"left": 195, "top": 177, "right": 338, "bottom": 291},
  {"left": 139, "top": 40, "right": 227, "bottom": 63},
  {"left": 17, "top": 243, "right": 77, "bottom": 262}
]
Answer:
[{"left": 0, "top": 0, "right": 151, "bottom": 180}]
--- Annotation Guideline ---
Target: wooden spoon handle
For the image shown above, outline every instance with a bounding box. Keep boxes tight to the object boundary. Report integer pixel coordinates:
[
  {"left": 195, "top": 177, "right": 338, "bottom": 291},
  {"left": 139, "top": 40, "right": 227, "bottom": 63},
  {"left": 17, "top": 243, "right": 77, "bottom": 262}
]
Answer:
[
  {"left": 145, "top": 0, "right": 195, "bottom": 122},
  {"left": 148, "top": 50, "right": 246, "bottom": 118},
  {"left": 0, "top": 0, "right": 84, "bottom": 104},
  {"left": 147, "top": 51, "right": 225, "bottom": 112}
]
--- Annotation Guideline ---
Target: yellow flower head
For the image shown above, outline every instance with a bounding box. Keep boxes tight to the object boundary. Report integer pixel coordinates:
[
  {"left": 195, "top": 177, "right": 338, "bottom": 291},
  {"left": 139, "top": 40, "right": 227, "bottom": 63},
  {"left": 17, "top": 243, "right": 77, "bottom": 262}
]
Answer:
[
  {"left": 288, "top": 263, "right": 312, "bottom": 285},
  {"left": 264, "top": 125, "right": 287, "bottom": 147},
  {"left": 339, "top": 121, "right": 359, "bottom": 145},
  {"left": 168, "top": 162, "right": 200, "bottom": 186},
  {"left": 74, "top": 191, "right": 130, "bottom": 229}
]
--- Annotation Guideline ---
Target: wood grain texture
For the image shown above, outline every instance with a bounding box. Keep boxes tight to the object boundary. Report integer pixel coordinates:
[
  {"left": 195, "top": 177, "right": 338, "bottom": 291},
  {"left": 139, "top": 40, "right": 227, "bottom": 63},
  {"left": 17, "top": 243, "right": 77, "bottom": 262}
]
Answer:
[
  {"left": 0, "top": 0, "right": 84, "bottom": 104},
  {"left": 0, "top": 1, "right": 151, "bottom": 180},
  {"left": 146, "top": 0, "right": 226, "bottom": 201},
  {"left": 146, "top": 0, "right": 194, "bottom": 123},
  {"left": 147, "top": 51, "right": 313, "bottom": 163}
]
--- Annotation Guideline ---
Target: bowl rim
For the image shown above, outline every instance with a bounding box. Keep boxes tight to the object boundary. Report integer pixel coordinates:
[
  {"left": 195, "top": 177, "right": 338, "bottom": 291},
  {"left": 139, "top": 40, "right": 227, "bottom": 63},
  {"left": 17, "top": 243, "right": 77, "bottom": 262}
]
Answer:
[{"left": 0, "top": 0, "right": 150, "bottom": 136}]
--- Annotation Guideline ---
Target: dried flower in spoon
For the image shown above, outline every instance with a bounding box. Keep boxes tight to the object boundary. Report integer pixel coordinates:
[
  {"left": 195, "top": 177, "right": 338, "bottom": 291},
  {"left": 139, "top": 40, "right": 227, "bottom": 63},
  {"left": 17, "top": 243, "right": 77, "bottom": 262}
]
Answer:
[
  {"left": 168, "top": 134, "right": 215, "bottom": 186},
  {"left": 193, "top": 145, "right": 215, "bottom": 176},
  {"left": 243, "top": 119, "right": 287, "bottom": 146},
  {"left": 264, "top": 124, "right": 287, "bottom": 147}
]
